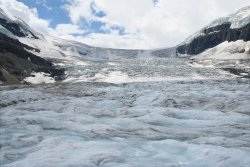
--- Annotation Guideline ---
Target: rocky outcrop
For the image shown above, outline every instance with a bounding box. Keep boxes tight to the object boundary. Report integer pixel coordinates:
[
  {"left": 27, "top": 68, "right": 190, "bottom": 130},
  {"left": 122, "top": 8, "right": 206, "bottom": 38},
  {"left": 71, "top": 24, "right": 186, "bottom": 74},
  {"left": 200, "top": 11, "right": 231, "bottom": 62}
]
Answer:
[
  {"left": 0, "top": 18, "right": 39, "bottom": 39},
  {"left": 0, "top": 33, "right": 65, "bottom": 84},
  {"left": 177, "top": 23, "right": 250, "bottom": 55},
  {"left": 0, "top": 67, "right": 21, "bottom": 85}
]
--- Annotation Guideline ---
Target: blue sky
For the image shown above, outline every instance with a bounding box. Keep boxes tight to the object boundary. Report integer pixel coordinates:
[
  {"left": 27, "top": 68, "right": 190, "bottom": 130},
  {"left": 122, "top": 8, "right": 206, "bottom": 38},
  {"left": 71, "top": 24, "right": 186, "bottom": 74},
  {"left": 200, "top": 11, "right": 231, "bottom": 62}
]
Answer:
[
  {"left": 3, "top": 0, "right": 250, "bottom": 49},
  {"left": 17, "top": 0, "right": 70, "bottom": 28},
  {"left": 17, "top": 0, "right": 104, "bottom": 35},
  {"left": 17, "top": 0, "right": 125, "bottom": 36}
]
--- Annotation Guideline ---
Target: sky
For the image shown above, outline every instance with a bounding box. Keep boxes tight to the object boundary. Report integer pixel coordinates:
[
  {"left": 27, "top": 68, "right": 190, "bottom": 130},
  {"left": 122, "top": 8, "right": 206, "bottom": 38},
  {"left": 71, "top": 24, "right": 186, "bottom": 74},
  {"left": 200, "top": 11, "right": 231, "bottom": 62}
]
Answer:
[{"left": 0, "top": 0, "right": 249, "bottom": 49}]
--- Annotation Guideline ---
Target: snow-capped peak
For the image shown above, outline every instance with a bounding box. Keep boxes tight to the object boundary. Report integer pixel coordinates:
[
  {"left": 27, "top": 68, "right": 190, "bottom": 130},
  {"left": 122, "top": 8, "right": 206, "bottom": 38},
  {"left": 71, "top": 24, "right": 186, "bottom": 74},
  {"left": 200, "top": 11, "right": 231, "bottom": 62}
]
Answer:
[
  {"left": 0, "top": 7, "right": 43, "bottom": 39},
  {"left": 181, "top": 6, "right": 250, "bottom": 46},
  {"left": 207, "top": 6, "right": 250, "bottom": 29},
  {"left": 0, "top": 7, "right": 9, "bottom": 20},
  {"left": 0, "top": 7, "right": 19, "bottom": 22}
]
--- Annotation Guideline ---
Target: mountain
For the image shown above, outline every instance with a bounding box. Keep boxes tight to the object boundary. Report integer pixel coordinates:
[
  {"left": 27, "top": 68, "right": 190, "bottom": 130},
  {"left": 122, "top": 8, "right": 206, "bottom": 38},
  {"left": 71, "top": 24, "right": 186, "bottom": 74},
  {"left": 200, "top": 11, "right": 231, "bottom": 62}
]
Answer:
[
  {"left": 0, "top": 5, "right": 176, "bottom": 84},
  {"left": 177, "top": 6, "right": 250, "bottom": 55},
  {"left": 0, "top": 6, "right": 249, "bottom": 84},
  {"left": 0, "top": 32, "right": 65, "bottom": 82},
  {"left": 1, "top": 5, "right": 250, "bottom": 167},
  {"left": 0, "top": 8, "right": 65, "bottom": 84},
  {"left": 0, "top": 8, "right": 41, "bottom": 39}
]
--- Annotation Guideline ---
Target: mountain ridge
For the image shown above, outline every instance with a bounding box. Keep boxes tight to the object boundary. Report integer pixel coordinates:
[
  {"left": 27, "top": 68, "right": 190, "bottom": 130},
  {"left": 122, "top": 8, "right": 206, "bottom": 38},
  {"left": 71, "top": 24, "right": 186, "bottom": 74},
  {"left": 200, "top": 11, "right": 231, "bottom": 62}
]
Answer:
[
  {"left": 0, "top": 6, "right": 249, "bottom": 84},
  {"left": 177, "top": 6, "right": 250, "bottom": 55}
]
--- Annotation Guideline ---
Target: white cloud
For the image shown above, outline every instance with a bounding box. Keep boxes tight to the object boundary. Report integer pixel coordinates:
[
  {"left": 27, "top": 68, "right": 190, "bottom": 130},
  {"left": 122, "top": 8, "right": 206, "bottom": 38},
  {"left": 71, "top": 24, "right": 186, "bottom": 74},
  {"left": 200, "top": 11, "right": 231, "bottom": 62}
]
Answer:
[
  {"left": 0, "top": 0, "right": 250, "bottom": 49},
  {"left": 63, "top": 0, "right": 250, "bottom": 49},
  {"left": 35, "top": 0, "right": 52, "bottom": 11},
  {"left": 54, "top": 23, "right": 85, "bottom": 36},
  {"left": 77, "top": 33, "right": 151, "bottom": 49},
  {"left": 63, "top": 0, "right": 94, "bottom": 24},
  {"left": 0, "top": 0, "right": 50, "bottom": 34}
]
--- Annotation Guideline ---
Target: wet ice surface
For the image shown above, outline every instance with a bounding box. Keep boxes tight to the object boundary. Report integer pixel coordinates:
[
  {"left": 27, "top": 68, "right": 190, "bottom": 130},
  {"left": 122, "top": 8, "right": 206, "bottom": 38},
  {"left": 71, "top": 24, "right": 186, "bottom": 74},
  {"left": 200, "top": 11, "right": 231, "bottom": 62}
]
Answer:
[
  {"left": 64, "top": 58, "right": 250, "bottom": 83},
  {"left": 1, "top": 58, "right": 250, "bottom": 167}
]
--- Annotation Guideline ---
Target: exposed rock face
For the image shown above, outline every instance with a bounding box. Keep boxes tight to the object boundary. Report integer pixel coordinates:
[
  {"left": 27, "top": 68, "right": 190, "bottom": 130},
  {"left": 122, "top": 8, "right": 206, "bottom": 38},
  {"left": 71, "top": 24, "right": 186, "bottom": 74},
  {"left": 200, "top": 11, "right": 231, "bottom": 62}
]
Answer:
[
  {"left": 0, "top": 18, "right": 39, "bottom": 39},
  {"left": 0, "top": 68, "right": 21, "bottom": 85},
  {"left": 177, "top": 23, "right": 250, "bottom": 55},
  {"left": 0, "top": 33, "right": 65, "bottom": 83}
]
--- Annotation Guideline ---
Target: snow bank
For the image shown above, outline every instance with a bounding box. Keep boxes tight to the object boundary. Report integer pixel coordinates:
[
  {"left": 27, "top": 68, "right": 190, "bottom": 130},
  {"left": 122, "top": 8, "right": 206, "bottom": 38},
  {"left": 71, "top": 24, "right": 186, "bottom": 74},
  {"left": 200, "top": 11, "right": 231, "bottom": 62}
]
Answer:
[
  {"left": 24, "top": 72, "right": 55, "bottom": 84},
  {"left": 194, "top": 40, "right": 250, "bottom": 59}
]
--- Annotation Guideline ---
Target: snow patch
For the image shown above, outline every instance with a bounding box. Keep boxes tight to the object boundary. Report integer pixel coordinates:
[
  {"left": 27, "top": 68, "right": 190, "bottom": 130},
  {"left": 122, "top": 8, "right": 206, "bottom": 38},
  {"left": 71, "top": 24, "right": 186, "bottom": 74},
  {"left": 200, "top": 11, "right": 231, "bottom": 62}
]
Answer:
[
  {"left": 24, "top": 72, "right": 55, "bottom": 84},
  {"left": 0, "top": 25, "right": 16, "bottom": 39},
  {"left": 194, "top": 40, "right": 250, "bottom": 60}
]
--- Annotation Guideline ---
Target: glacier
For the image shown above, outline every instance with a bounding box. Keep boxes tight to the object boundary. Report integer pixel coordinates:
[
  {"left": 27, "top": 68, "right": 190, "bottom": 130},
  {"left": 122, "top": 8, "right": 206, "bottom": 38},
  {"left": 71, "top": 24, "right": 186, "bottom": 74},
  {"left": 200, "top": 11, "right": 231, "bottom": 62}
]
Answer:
[
  {"left": 1, "top": 57, "right": 250, "bottom": 167},
  {"left": 0, "top": 4, "right": 250, "bottom": 167}
]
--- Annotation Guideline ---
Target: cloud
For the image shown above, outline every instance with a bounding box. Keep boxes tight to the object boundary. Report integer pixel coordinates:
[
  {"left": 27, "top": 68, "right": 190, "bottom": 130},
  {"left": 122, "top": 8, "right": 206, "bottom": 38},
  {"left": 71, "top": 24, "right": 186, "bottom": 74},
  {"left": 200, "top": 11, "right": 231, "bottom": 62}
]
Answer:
[
  {"left": 63, "top": 0, "right": 95, "bottom": 24},
  {"left": 63, "top": 0, "right": 250, "bottom": 49},
  {"left": 76, "top": 33, "right": 151, "bottom": 49},
  {"left": 0, "top": 0, "right": 51, "bottom": 34},
  {"left": 54, "top": 23, "right": 85, "bottom": 36},
  {"left": 35, "top": 0, "right": 52, "bottom": 11},
  {"left": 1, "top": 0, "right": 250, "bottom": 49}
]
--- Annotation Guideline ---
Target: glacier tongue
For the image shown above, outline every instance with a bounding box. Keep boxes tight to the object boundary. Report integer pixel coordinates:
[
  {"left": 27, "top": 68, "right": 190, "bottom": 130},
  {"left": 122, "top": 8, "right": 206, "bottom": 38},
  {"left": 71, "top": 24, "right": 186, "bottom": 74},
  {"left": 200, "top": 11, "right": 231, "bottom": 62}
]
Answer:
[
  {"left": 1, "top": 56, "right": 250, "bottom": 167},
  {"left": 0, "top": 79, "right": 250, "bottom": 167}
]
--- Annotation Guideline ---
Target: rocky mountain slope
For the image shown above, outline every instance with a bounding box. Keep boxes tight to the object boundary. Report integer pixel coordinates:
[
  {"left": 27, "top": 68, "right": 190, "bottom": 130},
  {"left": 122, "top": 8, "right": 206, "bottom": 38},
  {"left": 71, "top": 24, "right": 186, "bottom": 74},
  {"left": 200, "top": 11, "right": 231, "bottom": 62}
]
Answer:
[
  {"left": 0, "top": 33, "right": 65, "bottom": 82},
  {"left": 0, "top": 9, "right": 64, "bottom": 84},
  {"left": 0, "top": 8, "right": 40, "bottom": 39},
  {"left": 177, "top": 6, "right": 250, "bottom": 55}
]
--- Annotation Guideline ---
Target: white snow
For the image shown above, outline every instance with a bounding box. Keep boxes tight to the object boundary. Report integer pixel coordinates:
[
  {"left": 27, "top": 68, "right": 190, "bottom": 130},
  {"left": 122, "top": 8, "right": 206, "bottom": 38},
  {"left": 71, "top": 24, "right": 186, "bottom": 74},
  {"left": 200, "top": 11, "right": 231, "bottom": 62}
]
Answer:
[
  {"left": 181, "top": 6, "right": 250, "bottom": 45},
  {"left": 194, "top": 40, "right": 250, "bottom": 60},
  {"left": 18, "top": 36, "right": 77, "bottom": 61},
  {"left": 0, "top": 6, "right": 43, "bottom": 39},
  {"left": 0, "top": 7, "right": 15, "bottom": 21},
  {"left": 24, "top": 72, "right": 55, "bottom": 84},
  {"left": 181, "top": 32, "right": 205, "bottom": 46},
  {"left": 18, "top": 35, "right": 141, "bottom": 62},
  {"left": 0, "top": 25, "right": 16, "bottom": 39},
  {"left": 208, "top": 6, "right": 250, "bottom": 29}
]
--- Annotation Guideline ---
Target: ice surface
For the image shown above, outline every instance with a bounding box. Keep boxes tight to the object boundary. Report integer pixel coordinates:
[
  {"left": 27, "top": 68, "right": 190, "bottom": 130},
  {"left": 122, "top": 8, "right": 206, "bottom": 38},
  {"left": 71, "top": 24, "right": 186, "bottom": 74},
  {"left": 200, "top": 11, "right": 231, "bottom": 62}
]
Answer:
[
  {"left": 63, "top": 57, "right": 248, "bottom": 84},
  {"left": 1, "top": 77, "right": 250, "bottom": 167},
  {"left": 1, "top": 53, "right": 250, "bottom": 167}
]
